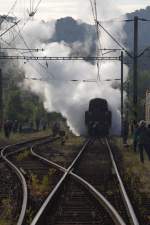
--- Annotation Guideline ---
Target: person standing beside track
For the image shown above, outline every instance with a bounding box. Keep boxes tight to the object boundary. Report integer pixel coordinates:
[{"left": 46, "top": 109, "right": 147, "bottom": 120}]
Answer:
[
  {"left": 3, "top": 120, "right": 13, "bottom": 138},
  {"left": 122, "top": 118, "right": 129, "bottom": 146},
  {"left": 52, "top": 121, "right": 60, "bottom": 137},
  {"left": 132, "top": 121, "right": 139, "bottom": 153},
  {"left": 136, "top": 120, "right": 150, "bottom": 163}
]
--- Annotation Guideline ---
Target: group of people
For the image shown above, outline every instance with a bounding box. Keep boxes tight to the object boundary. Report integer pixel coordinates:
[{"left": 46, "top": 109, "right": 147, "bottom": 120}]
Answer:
[
  {"left": 123, "top": 119, "right": 150, "bottom": 163},
  {"left": 52, "top": 121, "right": 66, "bottom": 145},
  {"left": 3, "top": 120, "right": 19, "bottom": 138},
  {"left": 133, "top": 120, "right": 150, "bottom": 163},
  {"left": 2, "top": 119, "right": 48, "bottom": 139}
]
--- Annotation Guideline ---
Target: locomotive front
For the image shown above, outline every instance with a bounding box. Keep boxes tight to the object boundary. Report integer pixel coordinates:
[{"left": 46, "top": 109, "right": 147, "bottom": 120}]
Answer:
[{"left": 85, "top": 98, "right": 112, "bottom": 137}]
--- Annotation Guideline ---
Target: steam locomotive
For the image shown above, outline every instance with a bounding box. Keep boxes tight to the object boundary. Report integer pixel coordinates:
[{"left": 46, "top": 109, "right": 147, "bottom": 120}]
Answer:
[{"left": 85, "top": 98, "right": 112, "bottom": 137}]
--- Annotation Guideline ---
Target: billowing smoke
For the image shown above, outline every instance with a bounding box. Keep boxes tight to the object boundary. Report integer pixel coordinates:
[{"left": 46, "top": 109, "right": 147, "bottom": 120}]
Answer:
[{"left": 3, "top": 1, "right": 128, "bottom": 135}]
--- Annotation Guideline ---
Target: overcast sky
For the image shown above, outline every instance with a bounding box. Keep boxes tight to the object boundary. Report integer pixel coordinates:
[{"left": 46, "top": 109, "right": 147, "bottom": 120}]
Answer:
[{"left": 0, "top": 0, "right": 149, "bottom": 22}]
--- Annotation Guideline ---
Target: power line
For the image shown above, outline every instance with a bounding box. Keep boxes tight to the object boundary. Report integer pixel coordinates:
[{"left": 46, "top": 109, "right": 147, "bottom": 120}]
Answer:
[
  {"left": 89, "top": 0, "right": 103, "bottom": 82},
  {"left": 25, "top": 76, "right": 121, "bottom": 83},
  {"left": 99, "top": 17, "right": 150, "bottom": 23},
  {"left": 14, "top": 23, "right": 55, "bottom": 78},
  {"left": 8, "top": 18, "right": 30, "bottom": 45},
  {"left": 0, "top": 18, "right": 54, "bottom": 80},
  {"left": 0, "top": 0, "right": 18, "bottom": 26},
  {"left": 0, "top": 20, "right": 21, "bottom": 38},
  {"left": 138, "top": 17, "right": 150, "bottom": 22},
  {"left": 0, "top": 55, "right": 120, "bottom": 61},
  {"left": 0, "top": 29, "right": 48, "bottom": 80},
  {"left": 97, "top": 21, "right": 133, "bottom": 58},
  {"left": 28, "top": 0, "right": 43, "bottom": 17},
  {"left": 0, "top": 47, "right": 44, "bottom": 51},
  {"left": 138, "top": 46, "right": 150, "bottom": 57},
  {"left": 94, "top": 0, "right": 102, "bottom": 81},
  {"left": 99, "top": 19, "right": 134, "bottom": 23},
  {"left": 34, "top": 0, "right": 43, "bottom": 13}
]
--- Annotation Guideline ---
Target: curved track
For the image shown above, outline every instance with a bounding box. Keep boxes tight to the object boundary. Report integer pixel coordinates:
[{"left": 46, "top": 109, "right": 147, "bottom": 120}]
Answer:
[
  {"left": 0, "top": 137, "right": 140, "bottom": 225},
  {"left": 29, "top": 138, "right": 130, "bottom": 225},
  {"left": 0, "top": 136, "right": 55, "bottom": 225},
  {"left": 0, "top": 157, "right": 22, "bottom": 224}
]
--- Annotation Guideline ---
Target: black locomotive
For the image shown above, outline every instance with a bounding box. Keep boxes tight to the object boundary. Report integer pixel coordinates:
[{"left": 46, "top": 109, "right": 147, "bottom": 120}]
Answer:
[{"left": 85, "top": 98, "right": 112, "bottom": 137}]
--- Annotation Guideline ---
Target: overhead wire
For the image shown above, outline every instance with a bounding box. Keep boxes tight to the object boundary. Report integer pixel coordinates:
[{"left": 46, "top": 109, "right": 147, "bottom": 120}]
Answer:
[
  {"left": 24, "top": 76, "right": 121, "bottom": 83},
  {"left": 0, "top": 36, "right": 46, "bottom": 79},
  {"left": 94, "top": 0, "right": 101, "bottom": 81},
  {"left": 89, "top": 0, "right": 103, "bottom": 82},
  {"left": 0, "top": 20, "right": 21, "bottom": 39},
  {"left": 13, "top": 20, "right": 55, "bottom": 78},
  {"left": 0, "top": 5, "right": 50, "bottom": 81},
  {"left": 28, "top": 0, "right": 43, "bottom": 17},
  {"left": 8, "top": 16, "right": 30, "bottom": 45},
  {"left": 0, "top": 47, "right": 44, "bottom": 51},
  {"left": 98, "top": 19, "right": 134, "bottom": 23},
  {"left": 1, "top": 0, "right": 123, "bottom": 84},
  {"left": 34, "top": 0, "right": 43, "bottom": 14},
  {"left": 11, "top": 1, "right": 52, "bottom": 78},
  {"left": 0, "top": 0, "right": 18, "bottom": 26},
  {"left": 97, "top": 21, "right": 133, "bottom": 58}
]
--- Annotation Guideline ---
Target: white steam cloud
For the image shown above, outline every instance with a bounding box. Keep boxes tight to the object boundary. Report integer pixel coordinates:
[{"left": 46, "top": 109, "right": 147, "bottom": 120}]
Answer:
[{"left": 3, "top": 1, "right": 128, "bottom": 135}]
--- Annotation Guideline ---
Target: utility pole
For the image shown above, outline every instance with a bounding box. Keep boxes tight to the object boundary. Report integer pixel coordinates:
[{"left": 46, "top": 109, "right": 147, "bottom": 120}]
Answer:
[
  {"left": 0, "top": 21, "right": 2, "bottom": 131},
  {"left": 121, "top": 51, "right": 124, "bottom": 135},
  {"left": 133, "top": 16, "right": 138, "bottom": 123},
  {"left": 0, "top": 69, "right": 3, "bottom": 130}
]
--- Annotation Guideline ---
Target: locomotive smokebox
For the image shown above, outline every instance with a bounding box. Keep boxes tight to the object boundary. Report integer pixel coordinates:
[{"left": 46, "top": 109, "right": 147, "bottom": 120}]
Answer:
[{"left": 85, "top": 98, "right": 112, "bottom": 137}]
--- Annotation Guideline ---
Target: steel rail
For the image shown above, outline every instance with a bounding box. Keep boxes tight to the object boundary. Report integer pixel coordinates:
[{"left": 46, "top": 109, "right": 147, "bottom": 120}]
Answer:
[
  {"left": 0, "top": 136, "right": 54, "bottom": 159},
  {"left": 105, "top": 138, "right": 139, "bottom": 225},
  {"left": 0, "top": 136, "right": 53, "bottom": 225},
  {"left": 5, "top": 137, "right": 59, "bottom": 158},
  {"left": 30, "top": 138, "right": 92, "bottom": 225},
  {"left": 30, "top": 139, "right": 126, "bottom": 225},
  {"left": 1, "top": 146, "right": 28, "bottom": 225},
  {"left": 71, "top": 172, "right": 126, "bottom": 225},
  {"left": 31, "top": 147, "right": 66, "bottom": 173}
]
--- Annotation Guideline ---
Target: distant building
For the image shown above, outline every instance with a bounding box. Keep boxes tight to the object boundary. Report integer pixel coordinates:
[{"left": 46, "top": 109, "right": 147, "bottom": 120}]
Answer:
[{"left": 145, "top": 90, "right": 150, "bottom": 122}]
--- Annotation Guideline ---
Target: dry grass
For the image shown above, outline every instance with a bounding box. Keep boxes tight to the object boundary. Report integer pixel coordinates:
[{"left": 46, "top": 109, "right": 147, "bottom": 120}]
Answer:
[
  {"left": 0, "top": 198, "right": 14, "bottom": 225},
  {"left": 0, "top": 129, "right": 51, "bottom": 146},
  {"left": 50, "top": 135, "right": 84, "bottom": 162},
  {"left": 29, "top": 168, "right": 56, "bottom": 198},
  {"left": 116, "top": 138, "right": 150, "bottom": 196},
  {"left": 115, "top": 138, "right": 150, "bottom": 224},
  {"left": 51, "top": 135, "right": 84, "bottom": 150},
  {"left": 16, "top": 149, "right": 30, "bottom": 161}
]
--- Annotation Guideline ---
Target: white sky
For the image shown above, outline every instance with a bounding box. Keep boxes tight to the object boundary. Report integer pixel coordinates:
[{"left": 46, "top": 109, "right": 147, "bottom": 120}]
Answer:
[{"left": 0, "top": 0, "right": 149, "bottom": 22}]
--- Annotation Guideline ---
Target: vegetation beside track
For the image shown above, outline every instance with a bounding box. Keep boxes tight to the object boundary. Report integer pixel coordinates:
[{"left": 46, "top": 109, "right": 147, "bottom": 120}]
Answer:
[
  {"left": 36, "top": 134, "right": 84, "bottom": 168},
  {"left": 114, "top": 138, "right": 150, "bottom": 224},
  {"left": 29, "top": 169, "right": 56, "bottom": 198},
  {"left": 0, "top": 129, "right": 51, "bottom": 147},
  {"left": 0, "top": 198, "right": 16, "bottom": 225}
]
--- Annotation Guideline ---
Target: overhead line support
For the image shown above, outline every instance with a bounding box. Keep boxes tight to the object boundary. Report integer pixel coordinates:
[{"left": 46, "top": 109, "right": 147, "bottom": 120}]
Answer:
[
  {"left": 97, "top": 21, "right": 133, "bottom": 58},
  {"left": 133, "top": 16, "right": 138, "bottom": 123},
  {"left": 0, "top": 69, "right": 3, "bottom": 130},
  {"left": 0, "top": 56, "right": 120, "bottom": 61},
  {"left": 0, "top": 20, "right": 21, "bottom": 38},
  {"left": 121, "top": 51, "right": 124, "bottom": 136}
]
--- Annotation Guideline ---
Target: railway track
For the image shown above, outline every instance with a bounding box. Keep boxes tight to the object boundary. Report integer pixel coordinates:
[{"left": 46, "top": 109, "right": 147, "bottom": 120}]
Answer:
[
  {"left": 29, "top": 138, "right": 131, "bottom": 225},
  {"left": 75, "top": 138, "right": 139, "bottom": 225},
  {"left": 0, "top": 136, "right": 140, "bottom": 225},
  {"left": 75, "top": 139, "right": 129, "bottom": 220},
  {"left": 0, "top": 158, "right": 22, "bottom": 224},
  {"left": 0, "top": 136, "right": 57, "bottom": 225}
]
